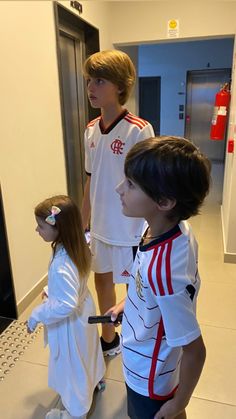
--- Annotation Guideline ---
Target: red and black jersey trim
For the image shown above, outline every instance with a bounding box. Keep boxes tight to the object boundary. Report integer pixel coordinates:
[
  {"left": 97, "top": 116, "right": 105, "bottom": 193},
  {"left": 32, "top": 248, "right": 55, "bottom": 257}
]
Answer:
[
  {"left": 86, "top": 110, "right": 149, "bottom": 133},
  {"left": 124, "top": 112, "right": 149, "bottom": 129},
  {"left": 99, "top": 109, "right": 129, "bottom": 134},
  {"left": 140, "top": 225, "right": 182, "bottom": 297},
  {"left": 87, "top": 116, "right": 101, "bottom": 128}
]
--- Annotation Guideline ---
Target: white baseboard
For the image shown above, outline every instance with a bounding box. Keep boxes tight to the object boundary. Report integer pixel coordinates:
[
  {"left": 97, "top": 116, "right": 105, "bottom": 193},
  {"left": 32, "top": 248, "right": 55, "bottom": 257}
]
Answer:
[
  {"left": 17, "top": 273, "right": 48, "bottom": 316},
  {"left": 221, "top": 205, "right": 236, "bottom": 264}
]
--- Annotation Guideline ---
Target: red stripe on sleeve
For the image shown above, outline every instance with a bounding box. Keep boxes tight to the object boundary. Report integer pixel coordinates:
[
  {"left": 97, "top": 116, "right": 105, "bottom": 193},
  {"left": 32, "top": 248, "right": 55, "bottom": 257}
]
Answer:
[
  {"left": 156, "top": 245, "right": 165, "bottom": 296},
  {"left": 148, "top": 318, "right": 178, "bottom": 400},
  {"left": 166, "top": 241, "right": 174, "bottom": 295},
  {"left": 148, "top": 247, "right": 158, "bottom": 295},
  {"left": 148, "top": 317, "right": 164, "bottom": 398}
]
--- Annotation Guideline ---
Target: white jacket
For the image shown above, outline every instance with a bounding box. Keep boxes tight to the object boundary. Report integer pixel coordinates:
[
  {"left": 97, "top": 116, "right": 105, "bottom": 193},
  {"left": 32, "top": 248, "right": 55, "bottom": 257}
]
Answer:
[{"left": 28, "top": 246, "right": 105, "bottom": 416}]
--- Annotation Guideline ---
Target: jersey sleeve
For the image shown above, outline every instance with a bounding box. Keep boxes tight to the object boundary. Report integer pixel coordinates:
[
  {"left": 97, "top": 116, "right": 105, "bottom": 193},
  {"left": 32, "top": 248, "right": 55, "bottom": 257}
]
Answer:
[
  {"left": 157, "top": 289, "right": 201, "bottom": 347},
  {"left": 136, "top": 123, "right": 155, "bottom": 144},
  {"left": 84, "top": 128, "right": 92, "bottom": 174},
  {"left": 28, "top": 261, "right": 80, "bottom": 327}
]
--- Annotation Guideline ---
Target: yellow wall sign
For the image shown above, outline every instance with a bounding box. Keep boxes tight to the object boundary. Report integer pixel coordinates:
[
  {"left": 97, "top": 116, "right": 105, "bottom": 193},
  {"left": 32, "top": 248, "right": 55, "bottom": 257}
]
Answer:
[{"left": 167, "top": 19, "right": 179, "bottom": 38}]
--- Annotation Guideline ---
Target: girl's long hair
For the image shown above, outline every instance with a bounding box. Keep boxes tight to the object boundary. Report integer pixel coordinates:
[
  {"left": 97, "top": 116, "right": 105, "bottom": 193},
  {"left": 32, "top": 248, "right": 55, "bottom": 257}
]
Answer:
[{"left": 35, "top": 195, "right": 91, "bottom": 277}]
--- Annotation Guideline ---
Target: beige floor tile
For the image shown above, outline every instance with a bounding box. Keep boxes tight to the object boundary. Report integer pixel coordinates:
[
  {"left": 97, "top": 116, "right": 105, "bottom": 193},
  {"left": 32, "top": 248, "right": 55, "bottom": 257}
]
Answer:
[
  {"left": 0, "top": 359, "right": 58, "bottom": 419},
  {"left": 105, "top": 353, "right": 124, "bottom": 382},
  {"left": 198, "top": 280, "right": 236, "bottom": 329},
  {"left": 186, "top": 396, "right": 236, "bottom": 418},
  {"left": 194, "top": 324, "right": 236, "bottom": 405},
  {"left": 199, "top": 258, "right": 236, "bottom": 284},
  {"left": 89, "top": 378, "right": 128, "bottom": 419},
  {"left": 18, "top": 330, "right": 49, "bottom": 366}
]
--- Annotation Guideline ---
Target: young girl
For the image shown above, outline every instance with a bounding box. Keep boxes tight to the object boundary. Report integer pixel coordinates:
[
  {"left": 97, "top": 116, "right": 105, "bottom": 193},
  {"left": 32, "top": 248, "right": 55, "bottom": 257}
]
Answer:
[{"left": 27, "top": 195, "right": 105, "bottom": 419}]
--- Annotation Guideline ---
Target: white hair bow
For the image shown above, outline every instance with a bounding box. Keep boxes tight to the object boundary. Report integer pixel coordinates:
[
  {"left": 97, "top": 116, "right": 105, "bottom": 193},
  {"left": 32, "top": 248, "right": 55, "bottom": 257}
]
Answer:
[{"left": 45, "top": 206, "right": 61, "bottom": 226}]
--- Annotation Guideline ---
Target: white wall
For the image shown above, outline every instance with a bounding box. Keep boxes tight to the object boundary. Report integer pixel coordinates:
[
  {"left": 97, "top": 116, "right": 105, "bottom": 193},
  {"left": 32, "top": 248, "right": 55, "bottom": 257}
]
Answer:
[
  {"left": 0, "top": 0, "right": 112, "bottom": 307},
  {"left": 109, "top": 1, "right": 236, "bottom": 45},
  {"left": 222, "top": 42, "right": 236, "bottom": 261},
  {"left": 138, "top": 39, "right": 234, "bottom": 136},
  {"left": 0, "top": 1, "right": 68, "bottom": 305},
  {"left": 59, "top": 0, "right": 113, "bottom": 50}
]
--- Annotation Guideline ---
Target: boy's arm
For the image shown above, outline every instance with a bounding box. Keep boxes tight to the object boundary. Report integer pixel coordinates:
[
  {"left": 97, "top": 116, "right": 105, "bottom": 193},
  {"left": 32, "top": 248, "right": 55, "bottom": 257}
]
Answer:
[
  {"left": 81, "top": 176, "right": 91, "bottom": 230},
  {"left": 154, "top": 335, "right": 206, "bottom": 419},
  {"left": 106, "top": 299, "right": 126, "bottom": 322}
]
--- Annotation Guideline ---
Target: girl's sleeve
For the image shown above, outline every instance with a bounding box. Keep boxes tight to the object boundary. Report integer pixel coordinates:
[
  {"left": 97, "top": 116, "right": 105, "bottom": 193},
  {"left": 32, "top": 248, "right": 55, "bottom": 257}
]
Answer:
[{"left": 28, "top": 260, "right": 79, "bottom": 329}]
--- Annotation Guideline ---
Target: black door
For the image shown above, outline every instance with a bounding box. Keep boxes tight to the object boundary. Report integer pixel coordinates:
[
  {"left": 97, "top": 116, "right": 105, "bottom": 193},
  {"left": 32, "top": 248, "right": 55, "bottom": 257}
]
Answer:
[
  {"left": 0, "top": 187, "right": 17, "bottom": 332},
  {"left": 139, "top": 77, "right": 161, "bottom": 135}
]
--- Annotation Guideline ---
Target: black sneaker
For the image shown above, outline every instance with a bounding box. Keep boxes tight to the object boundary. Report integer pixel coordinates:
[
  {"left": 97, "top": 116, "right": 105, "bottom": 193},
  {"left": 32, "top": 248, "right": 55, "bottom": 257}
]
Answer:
[{"left": 100, "top": 332, "right": 121, "bottom": 356}]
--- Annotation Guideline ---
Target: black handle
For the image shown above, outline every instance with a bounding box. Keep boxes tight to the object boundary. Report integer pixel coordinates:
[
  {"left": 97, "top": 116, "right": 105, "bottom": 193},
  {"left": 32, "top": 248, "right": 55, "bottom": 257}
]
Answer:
[{"left": 88, "top": 313, "right": 123, "bottom": 324}]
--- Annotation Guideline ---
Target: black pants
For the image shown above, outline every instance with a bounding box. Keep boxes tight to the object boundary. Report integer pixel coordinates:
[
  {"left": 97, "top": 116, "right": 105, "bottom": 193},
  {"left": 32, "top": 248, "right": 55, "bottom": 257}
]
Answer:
[{"left": 126, "top": 384, "right": 172, "bottom": 419}]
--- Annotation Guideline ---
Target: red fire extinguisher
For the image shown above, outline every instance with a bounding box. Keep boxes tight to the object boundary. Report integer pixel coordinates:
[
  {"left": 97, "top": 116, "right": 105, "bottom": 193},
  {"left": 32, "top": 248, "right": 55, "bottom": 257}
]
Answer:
[{"left": 210, "top": 83, "right": 231, "bottom": 140}]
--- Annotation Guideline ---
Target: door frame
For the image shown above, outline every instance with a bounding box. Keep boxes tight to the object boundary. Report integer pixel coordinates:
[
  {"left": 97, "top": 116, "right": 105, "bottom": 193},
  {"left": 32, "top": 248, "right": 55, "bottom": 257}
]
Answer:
[
  {"left": 54, "top": 2, "right": 100, "bottom": 121},
  {"left": 53, "top": 2, "right": 100, "bottom": 203}
]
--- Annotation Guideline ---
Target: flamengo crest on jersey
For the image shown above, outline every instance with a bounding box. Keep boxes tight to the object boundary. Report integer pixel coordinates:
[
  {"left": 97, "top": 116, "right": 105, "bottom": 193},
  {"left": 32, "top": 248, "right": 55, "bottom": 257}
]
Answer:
[
  {"left": 84, "top": 110, "right": 155, "bottom": 246},
  {"left": 111, "top": 138, "right": 125, "bottom": 154}
]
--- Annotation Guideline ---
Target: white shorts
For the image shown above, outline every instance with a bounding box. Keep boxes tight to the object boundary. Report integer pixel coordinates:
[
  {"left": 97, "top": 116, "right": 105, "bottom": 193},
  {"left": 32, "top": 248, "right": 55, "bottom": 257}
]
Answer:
[{"left": 90, "top": 237, "right": 137, "bottom": 284}]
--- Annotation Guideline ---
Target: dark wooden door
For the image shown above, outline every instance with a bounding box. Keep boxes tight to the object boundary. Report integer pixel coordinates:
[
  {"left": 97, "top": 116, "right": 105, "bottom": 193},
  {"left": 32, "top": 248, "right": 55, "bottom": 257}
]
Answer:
[{"left": 139, "top": 76, "right": 161, "bottom": 135}]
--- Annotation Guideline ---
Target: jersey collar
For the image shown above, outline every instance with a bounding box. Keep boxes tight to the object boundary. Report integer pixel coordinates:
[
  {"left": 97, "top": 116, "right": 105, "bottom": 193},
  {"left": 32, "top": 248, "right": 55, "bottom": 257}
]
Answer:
[
  {"left": 139, "top": 224, "right": 181, "bottom": 251},
  {"left": 99, "top": 109, "right": 128, "bottom": 134}
]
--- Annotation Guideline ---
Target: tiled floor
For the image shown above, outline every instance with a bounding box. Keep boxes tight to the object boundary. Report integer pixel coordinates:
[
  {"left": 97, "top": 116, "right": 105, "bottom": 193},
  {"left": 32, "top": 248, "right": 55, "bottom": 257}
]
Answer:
[{"left": 1, "top": 162, "right": 236, "bottom": 418}]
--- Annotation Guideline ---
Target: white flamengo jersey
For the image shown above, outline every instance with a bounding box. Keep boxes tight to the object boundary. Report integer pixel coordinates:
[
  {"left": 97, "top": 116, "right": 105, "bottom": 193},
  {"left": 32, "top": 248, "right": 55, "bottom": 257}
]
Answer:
[
  {"left": 84, "top": 110, "right": 154, "bottom": 246},
  {"left": 121, "top": 221, "right": 201, "bottom": 399}
]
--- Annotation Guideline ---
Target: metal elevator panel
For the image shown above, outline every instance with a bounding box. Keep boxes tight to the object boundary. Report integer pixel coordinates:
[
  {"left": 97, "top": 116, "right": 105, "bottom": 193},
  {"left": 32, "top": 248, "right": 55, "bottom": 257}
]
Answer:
[
  {"left": 185, "top": 69, "right": 231, "bottom": 162},
  {"left": 58, "top": 29, "right": 87, "bottom": 208}
]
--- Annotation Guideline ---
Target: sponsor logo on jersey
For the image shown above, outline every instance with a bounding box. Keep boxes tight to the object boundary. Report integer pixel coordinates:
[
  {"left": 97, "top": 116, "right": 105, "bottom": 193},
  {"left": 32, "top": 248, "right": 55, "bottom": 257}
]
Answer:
[
  {"left": 121, "top": 270, "right": 130, "bottom": 277},
  {"left": 111, "top": 138, "right": 125, "bottom": 155}
]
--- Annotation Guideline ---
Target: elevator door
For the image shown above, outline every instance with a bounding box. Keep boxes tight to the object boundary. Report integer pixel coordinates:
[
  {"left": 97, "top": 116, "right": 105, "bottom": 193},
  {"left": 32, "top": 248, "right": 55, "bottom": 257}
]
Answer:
[
  {"left": 185, "top": 69, "right": 231, "bottom": 161},
  {"left": 58, "top": 29, "right": 87, "bottom": 208}
]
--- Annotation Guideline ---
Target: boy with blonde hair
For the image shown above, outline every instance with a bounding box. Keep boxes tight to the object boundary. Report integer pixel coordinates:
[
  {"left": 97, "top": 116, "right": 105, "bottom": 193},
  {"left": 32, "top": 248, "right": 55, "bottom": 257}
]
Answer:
[{"left": 82, "top": 50, "right": 154, "bottom": 355}]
